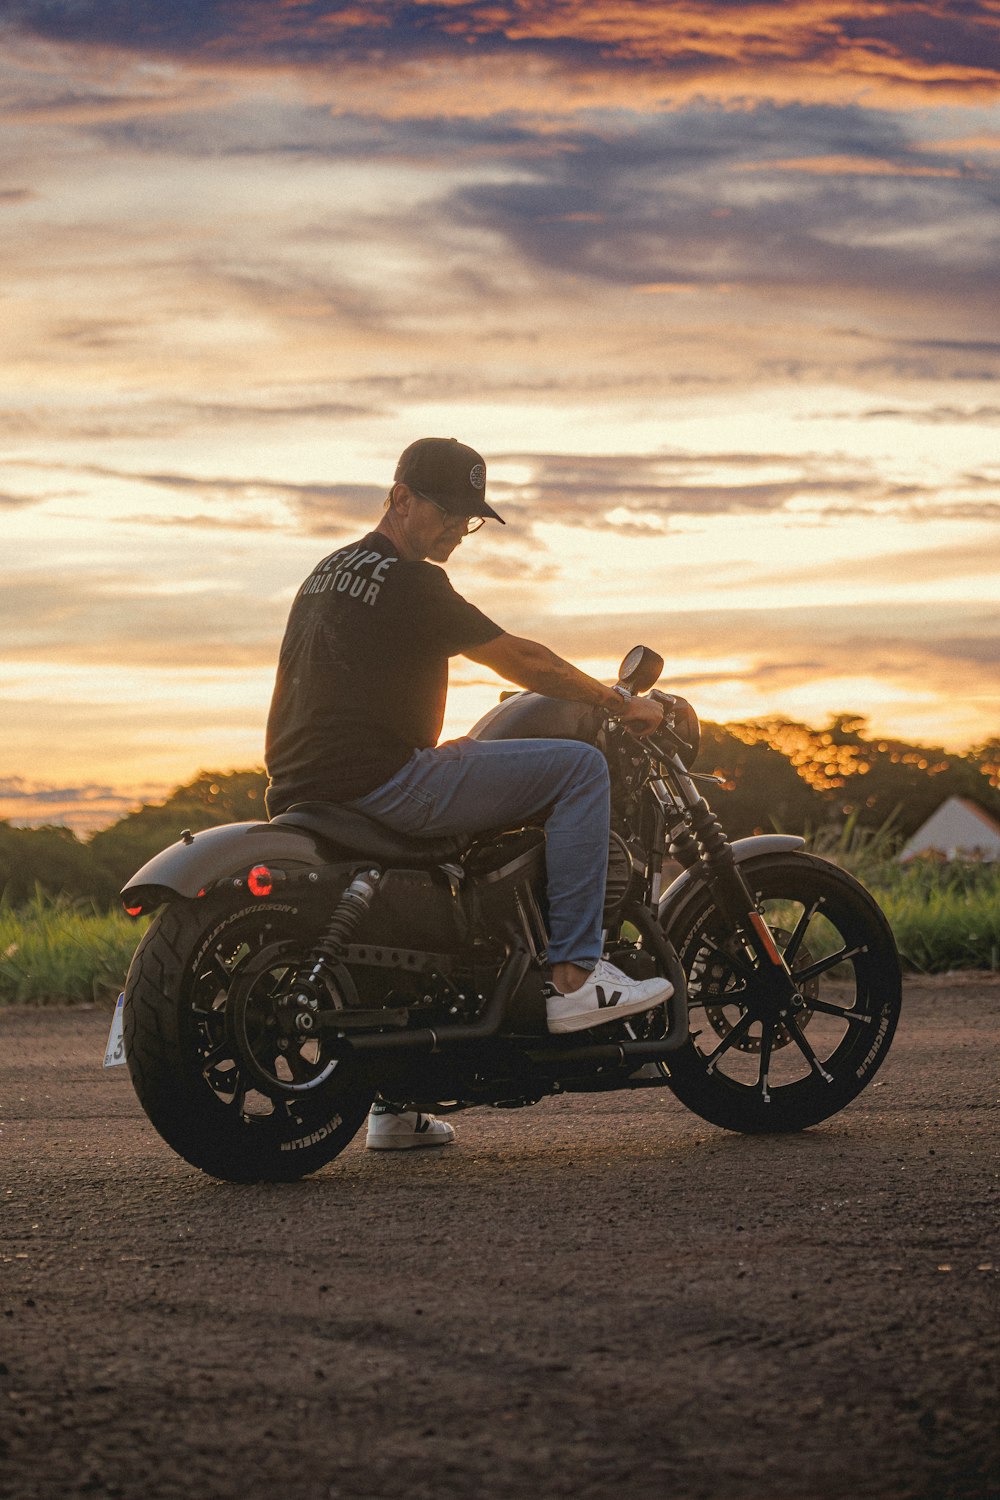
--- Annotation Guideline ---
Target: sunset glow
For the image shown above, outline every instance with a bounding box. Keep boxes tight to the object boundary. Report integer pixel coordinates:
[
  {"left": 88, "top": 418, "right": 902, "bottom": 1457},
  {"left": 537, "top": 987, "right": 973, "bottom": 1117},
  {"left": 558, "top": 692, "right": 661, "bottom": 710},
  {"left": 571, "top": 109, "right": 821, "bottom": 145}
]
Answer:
[{"left": 1, "top": 1, "right": 998, "bottom": 831}]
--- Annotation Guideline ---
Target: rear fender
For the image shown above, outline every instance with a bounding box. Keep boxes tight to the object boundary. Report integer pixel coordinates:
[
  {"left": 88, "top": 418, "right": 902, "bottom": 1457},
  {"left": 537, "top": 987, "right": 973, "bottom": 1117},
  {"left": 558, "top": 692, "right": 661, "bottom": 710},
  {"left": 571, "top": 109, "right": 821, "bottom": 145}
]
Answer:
[
  {"left": 658, "top": 834, "right": 806, "bottom": 925},
  {"left": 121, "top": 821, "right": 345, "bottom": 914}
]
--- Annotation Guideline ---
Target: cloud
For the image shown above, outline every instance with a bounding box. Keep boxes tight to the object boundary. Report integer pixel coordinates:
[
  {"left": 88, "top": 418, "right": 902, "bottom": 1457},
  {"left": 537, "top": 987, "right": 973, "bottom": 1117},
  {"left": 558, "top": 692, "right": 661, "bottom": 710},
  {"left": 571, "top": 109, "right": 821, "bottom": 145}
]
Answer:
[
  {"left": 922, "top": 131, "right": 1000, "bottom": 154},
  {"left": 13, "top": 460, "right": 386, "bottom": 534},
  {"left": 0, "top": 775, "right": 168, "bottom": 834},
  {"left": 502, "top": 472, "right": 868, "bottom": 525},
  {"left": 40, "top": 450, "right": 893, "bottom": 532},
  {"left": 851, "top": 334, "right": 1000, "bottom": 384},
  {"left": 0, "top": 570, "right": 285, "bottom": 668},
  {"left": 754, "top": 539, "right": 1000, "bottom": 590},
  {"left": 117, "top": 468, "right": 385, "bottom": 534},
  {"left": 0, "top": 488, "right": 47, "bottom": 509},
  {"left": 859, "top": 404, "right": 1000, "bottom": 424},
  {"left": 0, "top": 394, "right": 381, "bottom": 444},
  {"left": 168, "top": 397, "right": 376, "bottom": 423},
  {"left": 838, "top": 5, "right": 1000, "bottom": 78},
  {"left": 515, "top": 599, "right": 1000, "bottom": 707},
  {"left": 433, "top": 109, "right": 1000, "bottom": 316},
  {"left": 128, "top": 511, "right": 289, "bottom": 533},
  {"left": 17, "top": 463, "right": 992, "bottom": 684},
  {"left": 3, "top": 83, "right": 231, "bottom": 127},
  {"left": 5, "top": 55, "right": 996, "bottom": 403},
  {"left": 858, "top": 500, "right": 1000, "bottom": 523},
  {"left": 281, "top": 483, "right": 388, "bottom": 531},
  {"left": 911, "top": 337, "right": 1000, "bottom": 355},
  {"left": 486, "top": 449, "right": 987, "bottom": 529},
  {"left": 31, "top": 447, "right": 998, "bottom": 540},
  {"left": 5, "top": 1, "right": 1000, "bottom": 113},
  {"left": 739, "top": 153, "right": 976, "bottom": 179}
]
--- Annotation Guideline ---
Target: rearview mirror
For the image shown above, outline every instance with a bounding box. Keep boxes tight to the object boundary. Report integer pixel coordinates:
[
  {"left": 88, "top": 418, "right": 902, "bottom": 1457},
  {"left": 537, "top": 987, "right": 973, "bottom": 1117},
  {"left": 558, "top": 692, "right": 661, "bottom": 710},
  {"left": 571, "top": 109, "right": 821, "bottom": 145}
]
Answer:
[{"left": 617, "top": 645, "right": 664, "bottom": 693}]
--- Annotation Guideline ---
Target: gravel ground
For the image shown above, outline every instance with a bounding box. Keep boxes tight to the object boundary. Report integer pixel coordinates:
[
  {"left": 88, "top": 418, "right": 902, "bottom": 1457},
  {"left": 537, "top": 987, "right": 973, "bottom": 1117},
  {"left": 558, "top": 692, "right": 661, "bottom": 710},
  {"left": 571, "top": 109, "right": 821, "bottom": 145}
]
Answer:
[{"left": 1, "top": 973, "right": 998, "bottom": 1500}]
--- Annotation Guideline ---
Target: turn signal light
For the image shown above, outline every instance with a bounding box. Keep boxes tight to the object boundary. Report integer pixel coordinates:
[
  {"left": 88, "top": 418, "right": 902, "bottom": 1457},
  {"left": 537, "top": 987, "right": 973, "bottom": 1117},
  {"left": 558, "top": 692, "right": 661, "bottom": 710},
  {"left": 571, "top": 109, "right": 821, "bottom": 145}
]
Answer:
[{"left": 247, "top": 864, "right": 274, "bottom": 898}]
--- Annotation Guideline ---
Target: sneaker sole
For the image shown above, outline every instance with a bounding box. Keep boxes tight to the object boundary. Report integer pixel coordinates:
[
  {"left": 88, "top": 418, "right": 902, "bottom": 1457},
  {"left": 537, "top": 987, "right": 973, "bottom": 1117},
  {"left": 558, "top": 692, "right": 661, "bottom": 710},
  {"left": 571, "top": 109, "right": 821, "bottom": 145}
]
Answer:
[
  {"left": 547, "top": 988, "right": 672, "bottom": 1035},
  {"left": 365, "top": 1134, "right": 455, "bottom": 1150}
]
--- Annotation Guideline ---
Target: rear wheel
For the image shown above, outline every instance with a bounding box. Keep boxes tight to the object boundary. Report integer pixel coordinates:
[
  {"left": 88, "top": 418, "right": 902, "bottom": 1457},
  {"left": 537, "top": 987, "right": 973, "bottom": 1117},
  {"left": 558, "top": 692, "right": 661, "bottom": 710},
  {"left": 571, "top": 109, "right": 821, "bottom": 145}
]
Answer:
[
  {"left": 124, "top": 895, "right": 374, "bottom": 1181},
  {"left": 660, "top": 853, "right": 901, "bottom": 1133}
]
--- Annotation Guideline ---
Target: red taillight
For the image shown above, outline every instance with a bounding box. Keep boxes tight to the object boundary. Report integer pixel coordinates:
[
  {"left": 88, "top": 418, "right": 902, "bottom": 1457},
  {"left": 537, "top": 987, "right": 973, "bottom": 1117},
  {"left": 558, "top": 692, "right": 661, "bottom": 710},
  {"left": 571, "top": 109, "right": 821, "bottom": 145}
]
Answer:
[
  {"left": 247, "top": 864, "right": 274, "bottom": 898},
  {"left": 124, "top": 903, "right": 143, "bottom": 917}
]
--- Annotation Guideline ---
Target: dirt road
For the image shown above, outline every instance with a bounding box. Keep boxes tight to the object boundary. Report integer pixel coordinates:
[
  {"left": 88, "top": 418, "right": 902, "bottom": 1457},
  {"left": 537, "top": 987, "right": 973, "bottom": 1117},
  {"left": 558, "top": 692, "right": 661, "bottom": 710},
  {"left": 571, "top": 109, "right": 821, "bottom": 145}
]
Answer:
[{"left": 1, "top": 975, "right": 998, "bottom": 1500}]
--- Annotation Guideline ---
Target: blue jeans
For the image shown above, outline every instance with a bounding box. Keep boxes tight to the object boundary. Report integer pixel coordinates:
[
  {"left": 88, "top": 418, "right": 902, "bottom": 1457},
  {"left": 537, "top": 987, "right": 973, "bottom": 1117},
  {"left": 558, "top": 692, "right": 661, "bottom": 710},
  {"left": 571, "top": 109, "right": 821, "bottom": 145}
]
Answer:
[{"left": 347, "top": 736, "right": 610, "bottom": 968}]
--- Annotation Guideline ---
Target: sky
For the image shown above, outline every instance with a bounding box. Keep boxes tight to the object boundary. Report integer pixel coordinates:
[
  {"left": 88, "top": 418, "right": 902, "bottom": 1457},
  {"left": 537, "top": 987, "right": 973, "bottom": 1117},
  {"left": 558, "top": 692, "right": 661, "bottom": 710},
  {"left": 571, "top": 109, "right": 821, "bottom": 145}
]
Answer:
[{"left": 1, "top": 0, "right": 998, "bottom": 832}]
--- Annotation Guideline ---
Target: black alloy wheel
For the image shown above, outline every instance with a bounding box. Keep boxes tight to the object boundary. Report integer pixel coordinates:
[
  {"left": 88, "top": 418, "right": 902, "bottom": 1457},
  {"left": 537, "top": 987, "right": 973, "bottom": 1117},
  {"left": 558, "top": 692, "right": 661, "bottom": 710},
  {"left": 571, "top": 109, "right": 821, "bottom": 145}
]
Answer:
[
  {"left": 660, "top": 853, "right": 902, "bottom": 1133},
  {"left": 124, "top": 895, "right": 374, "bottom": 1181}
]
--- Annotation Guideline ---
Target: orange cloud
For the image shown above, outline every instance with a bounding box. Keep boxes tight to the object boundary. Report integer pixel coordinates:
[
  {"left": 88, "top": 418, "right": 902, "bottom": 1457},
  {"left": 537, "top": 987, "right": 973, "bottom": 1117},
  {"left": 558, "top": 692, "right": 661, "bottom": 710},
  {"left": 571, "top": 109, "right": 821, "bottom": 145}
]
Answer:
[
  {"left": 6, "top": 1, "right": 1000, "bottom": 118},
  {"left": 740, "top": 153, "right": 973, "bottom": 177},
  {"left": 921, "top": 132, "right": 1000, "bottom": 152},
  {"left": 3, "top": 82, "right": 233, "bottom": 127}
]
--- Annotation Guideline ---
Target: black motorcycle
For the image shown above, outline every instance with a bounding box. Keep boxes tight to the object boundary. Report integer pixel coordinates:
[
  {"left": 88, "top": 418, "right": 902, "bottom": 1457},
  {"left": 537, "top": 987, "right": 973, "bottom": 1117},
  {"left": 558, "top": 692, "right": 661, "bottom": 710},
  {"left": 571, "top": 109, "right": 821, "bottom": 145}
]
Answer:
[{"left": 120, "top": 646, "right": 902, "bottom": 1182}]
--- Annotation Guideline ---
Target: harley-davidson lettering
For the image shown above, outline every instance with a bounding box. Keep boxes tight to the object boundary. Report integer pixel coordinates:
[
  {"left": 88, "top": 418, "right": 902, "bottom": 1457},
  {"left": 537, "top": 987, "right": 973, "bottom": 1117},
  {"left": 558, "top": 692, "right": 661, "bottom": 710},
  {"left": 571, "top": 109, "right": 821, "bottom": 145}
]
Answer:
[{"left": 192, "top": 904, "right": 299, "bottom": 972}]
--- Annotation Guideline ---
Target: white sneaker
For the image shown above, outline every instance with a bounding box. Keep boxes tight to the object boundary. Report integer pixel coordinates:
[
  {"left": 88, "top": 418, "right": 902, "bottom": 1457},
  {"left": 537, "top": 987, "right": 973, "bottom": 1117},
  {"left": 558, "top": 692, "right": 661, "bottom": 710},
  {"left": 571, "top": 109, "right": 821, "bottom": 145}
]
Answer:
[
  {"left": 365, "top": 1109, "right": 456, "bottom": 1150},
  {"left": 545, "top": 959, "right": 673, "bottom": 1035}
]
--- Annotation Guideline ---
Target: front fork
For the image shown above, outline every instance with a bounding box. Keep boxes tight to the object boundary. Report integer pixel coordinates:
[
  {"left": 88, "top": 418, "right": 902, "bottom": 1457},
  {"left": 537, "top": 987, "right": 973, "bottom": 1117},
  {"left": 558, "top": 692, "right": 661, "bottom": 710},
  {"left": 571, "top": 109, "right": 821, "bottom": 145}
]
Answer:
[
  {"left": 652, "top": 777, "right": 805, "bottom": 1018},
  {"left": 705, "top": 854, "right": 806, "bottom": 1016}
]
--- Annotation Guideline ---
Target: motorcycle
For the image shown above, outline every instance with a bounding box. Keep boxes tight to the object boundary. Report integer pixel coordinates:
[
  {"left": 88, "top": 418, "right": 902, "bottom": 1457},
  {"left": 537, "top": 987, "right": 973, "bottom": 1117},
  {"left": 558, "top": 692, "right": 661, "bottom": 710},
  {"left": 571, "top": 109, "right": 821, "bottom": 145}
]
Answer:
[{"left": 119, "top": 646, "right": 902, "bottom": 1182}]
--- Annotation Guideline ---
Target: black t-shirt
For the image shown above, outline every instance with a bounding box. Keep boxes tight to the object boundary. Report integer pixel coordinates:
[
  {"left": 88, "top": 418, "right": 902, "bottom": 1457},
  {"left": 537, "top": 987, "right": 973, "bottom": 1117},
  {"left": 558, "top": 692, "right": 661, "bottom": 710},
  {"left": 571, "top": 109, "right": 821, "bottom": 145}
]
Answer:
[{"left": 265, "top": 531, "right": 503, "bottom": 811}]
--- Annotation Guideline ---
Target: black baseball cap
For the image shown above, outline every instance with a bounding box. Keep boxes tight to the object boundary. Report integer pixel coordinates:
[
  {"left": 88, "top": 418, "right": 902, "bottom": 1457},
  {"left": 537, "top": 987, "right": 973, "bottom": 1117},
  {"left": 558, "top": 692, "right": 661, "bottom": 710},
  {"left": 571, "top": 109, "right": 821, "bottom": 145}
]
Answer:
[{"left": 394, "top": 437, "right": 505, "bottom": 524}]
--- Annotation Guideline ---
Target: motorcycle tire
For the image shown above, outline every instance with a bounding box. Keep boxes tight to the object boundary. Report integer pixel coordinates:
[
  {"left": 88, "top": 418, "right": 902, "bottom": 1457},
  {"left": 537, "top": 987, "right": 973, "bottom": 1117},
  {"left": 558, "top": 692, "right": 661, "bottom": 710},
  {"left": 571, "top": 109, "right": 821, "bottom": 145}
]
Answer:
[
  {"left": 124, "top": 894, "right": 374, "bottom": 1182},
  {"left": 660, "top": 852, "right": 902, "bottom": 1134}
]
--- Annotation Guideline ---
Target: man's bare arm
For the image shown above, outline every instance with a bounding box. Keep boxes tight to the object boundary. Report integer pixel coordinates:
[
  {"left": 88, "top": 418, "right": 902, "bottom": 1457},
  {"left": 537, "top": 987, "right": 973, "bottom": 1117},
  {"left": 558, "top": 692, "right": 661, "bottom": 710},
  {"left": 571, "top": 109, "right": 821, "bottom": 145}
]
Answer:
[
  {"left": 466, "top": 633, "right": 618, "bottom": 710},
  {"left": 465, "top": 633, "right": 662, "bottom": 733}
]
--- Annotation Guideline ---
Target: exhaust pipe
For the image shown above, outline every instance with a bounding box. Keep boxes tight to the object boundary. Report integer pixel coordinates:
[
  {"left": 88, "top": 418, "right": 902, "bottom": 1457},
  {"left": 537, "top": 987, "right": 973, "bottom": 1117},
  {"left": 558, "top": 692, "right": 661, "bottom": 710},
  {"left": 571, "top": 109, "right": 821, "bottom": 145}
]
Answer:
[
  {"left": 329, "top": 942, "right": 533, "bottom": 1056},
  {"left": 325, "top": 903, "right": 688, "bottom": 1063},
  {"left": 525, "top": 1033, "right": 687, "bottom": 1066}
]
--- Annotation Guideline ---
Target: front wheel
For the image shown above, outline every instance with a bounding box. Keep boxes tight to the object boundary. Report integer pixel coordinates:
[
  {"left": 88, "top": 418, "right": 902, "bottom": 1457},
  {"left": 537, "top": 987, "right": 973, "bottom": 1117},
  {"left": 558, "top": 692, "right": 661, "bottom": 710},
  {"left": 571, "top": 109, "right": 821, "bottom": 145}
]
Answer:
[
  {"left": 124, "top": 895, "right": 374, "bottom": 1181},
  {"left": 660, "top": 853, "right": 902, "bottom": 1133}
]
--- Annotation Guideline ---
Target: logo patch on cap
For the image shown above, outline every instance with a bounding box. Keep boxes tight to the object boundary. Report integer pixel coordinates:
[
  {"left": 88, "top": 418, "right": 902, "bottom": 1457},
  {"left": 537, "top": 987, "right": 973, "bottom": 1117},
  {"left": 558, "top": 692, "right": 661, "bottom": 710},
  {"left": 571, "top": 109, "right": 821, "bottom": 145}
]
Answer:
[{"left": 469, "top": 463, "right": 486, "bottom": 490}]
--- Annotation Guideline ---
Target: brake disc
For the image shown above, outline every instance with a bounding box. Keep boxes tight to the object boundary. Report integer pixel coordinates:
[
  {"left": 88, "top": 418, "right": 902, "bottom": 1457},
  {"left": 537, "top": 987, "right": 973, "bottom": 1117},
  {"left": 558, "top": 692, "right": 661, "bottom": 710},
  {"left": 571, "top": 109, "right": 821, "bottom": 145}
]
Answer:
[{"left": 700, "top": 928, "right": 819, "bottom": 1053}]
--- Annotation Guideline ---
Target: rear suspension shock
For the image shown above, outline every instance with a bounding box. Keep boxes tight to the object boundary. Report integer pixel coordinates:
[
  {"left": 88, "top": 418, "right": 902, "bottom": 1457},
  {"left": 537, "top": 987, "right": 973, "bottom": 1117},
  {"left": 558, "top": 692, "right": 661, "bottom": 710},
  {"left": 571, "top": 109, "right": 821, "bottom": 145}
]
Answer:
[{"left": 316, "top": 868, "right": 384, "bottom": 955}]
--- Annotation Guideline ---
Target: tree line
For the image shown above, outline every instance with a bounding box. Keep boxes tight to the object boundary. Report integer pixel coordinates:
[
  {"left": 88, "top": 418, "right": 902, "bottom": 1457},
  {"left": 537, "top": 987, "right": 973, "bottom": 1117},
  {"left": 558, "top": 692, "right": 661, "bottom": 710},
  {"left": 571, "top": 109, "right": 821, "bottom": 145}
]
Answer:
[{"left": 2, "top": 718, "right": 998, "bottom": 907}]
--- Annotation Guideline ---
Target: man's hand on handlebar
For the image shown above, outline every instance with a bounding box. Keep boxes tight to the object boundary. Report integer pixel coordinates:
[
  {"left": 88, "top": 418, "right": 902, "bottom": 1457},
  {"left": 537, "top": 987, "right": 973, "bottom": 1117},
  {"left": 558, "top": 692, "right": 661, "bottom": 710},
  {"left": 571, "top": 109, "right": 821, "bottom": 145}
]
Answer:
[{"left": 614, "top": 693, "right": 663, "bottom": 737}]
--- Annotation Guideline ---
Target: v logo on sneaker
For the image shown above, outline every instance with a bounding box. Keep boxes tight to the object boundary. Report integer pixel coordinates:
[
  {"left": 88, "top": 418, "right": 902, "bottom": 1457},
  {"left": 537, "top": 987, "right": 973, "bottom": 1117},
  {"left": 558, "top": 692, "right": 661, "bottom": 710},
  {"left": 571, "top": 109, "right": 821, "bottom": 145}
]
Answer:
[{"left": 545, "top": 962, "right": 672, "bottom": 1034}]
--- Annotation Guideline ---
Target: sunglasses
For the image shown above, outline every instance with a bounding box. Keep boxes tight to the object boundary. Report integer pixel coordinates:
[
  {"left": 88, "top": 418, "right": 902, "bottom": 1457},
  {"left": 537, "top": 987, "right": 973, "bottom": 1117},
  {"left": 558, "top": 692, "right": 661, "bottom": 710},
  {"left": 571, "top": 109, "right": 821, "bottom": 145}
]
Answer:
[{"left": 414, "top": 490, "right": 486, "bottom": 534}]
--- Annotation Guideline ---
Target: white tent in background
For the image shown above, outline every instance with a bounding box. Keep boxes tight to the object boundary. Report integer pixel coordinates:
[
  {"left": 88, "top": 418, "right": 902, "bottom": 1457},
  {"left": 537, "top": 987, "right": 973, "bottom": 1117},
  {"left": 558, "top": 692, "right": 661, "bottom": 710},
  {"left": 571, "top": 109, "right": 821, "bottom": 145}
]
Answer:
[{"left": 898, "top": 796, "right": 1000, "bottom": 863}]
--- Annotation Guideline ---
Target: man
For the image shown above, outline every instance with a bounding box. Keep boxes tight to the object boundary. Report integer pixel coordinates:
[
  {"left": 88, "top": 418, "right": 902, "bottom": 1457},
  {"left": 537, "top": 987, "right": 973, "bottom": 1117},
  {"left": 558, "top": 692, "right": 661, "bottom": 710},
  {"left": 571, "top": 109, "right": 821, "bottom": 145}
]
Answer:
[{"left": 265, "top": 437, "right": 673, "bottom": 1150}]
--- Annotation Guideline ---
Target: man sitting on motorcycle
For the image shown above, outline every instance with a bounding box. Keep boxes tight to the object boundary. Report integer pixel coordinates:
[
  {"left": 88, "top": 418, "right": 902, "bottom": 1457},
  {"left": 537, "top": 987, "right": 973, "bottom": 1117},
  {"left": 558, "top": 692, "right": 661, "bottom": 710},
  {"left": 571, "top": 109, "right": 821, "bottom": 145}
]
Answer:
[{"left": 265, "top": 437, "right": 673, "bottom": 1150}]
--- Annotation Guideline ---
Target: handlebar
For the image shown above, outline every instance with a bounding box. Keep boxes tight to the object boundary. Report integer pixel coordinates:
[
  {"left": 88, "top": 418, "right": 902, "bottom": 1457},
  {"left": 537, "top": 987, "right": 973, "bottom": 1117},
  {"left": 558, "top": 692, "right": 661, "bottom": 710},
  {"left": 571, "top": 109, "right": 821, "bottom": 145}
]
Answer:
[{"left": 604, "top": 690, "right": 694, "bottom": 761}]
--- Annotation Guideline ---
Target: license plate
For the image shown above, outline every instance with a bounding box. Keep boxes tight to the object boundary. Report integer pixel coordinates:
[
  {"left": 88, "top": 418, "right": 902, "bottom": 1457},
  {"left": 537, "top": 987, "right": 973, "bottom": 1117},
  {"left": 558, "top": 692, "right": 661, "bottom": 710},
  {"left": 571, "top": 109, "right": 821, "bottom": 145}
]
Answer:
[{"left": 103, "top": 992, "right": 126, "bottom": 1068}]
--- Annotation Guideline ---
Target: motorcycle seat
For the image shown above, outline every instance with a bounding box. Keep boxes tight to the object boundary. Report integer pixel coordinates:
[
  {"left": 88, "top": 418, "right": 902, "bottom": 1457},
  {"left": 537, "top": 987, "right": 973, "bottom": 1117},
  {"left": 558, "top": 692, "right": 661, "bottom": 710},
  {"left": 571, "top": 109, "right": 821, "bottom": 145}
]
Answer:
[{"left": 270, "top": 801, "right": 469, "bottom": 867}]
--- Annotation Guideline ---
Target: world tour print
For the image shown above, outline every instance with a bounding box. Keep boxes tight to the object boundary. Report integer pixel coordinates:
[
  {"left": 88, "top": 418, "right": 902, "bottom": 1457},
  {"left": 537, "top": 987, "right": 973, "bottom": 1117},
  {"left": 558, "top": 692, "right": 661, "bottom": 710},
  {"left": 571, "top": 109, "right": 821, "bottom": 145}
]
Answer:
[{"left": 300, "top": 545, "right": 398, "bottom": 607}]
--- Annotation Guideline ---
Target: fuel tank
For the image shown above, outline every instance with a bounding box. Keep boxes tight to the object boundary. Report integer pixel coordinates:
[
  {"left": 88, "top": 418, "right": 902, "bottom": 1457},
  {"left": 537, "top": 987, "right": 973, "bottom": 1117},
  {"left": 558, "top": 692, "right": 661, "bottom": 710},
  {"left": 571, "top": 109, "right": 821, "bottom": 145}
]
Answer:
[{"left": 467, "top": 691, "right": 603, "bottom": 745}]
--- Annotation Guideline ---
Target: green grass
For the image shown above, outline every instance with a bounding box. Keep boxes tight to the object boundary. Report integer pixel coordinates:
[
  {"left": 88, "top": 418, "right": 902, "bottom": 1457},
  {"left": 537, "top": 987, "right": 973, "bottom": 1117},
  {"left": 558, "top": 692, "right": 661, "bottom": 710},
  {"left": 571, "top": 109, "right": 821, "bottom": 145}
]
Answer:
[
  {"left": 869, "top": 863, "right": 1000, "bottom": 973},
  {"left": 0, "top": 892, "right": 144, "bottom": 1008},
  {"left": 807, "top": 814, "right": 1000, "bottom": 973}
]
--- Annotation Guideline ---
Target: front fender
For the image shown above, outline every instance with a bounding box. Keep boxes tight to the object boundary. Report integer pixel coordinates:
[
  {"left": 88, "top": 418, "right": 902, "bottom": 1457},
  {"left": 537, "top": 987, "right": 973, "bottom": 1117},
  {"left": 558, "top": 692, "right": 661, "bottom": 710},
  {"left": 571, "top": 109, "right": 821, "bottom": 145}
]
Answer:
[
  {"left": 658, "top": 834, "right": 806, "bottom": 924},
  {"left": 121, "top": 821, "right": 335, "bottom": 912}
]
